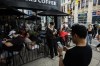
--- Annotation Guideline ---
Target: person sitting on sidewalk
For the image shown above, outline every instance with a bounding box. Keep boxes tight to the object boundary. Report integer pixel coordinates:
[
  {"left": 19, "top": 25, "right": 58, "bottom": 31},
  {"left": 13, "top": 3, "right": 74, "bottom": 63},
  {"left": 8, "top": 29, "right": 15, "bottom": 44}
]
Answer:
[{"left": 58, "top": 24, "right": 92, "bottom": 66}]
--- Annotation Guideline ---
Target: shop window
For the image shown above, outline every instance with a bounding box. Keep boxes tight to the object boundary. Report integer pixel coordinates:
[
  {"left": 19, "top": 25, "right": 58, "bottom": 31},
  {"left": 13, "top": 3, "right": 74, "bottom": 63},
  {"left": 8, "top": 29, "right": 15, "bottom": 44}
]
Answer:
[
  {"left": 86, "top": 0, "right": 88, "bottom": 7},
  {"left": 81, "top": 0, "right": 85, "bottom": 8},
  {"left": 63, "top": 6, "right": 65, "bottom": 12},
  {"left": 61, "top": 6, "right": 63, "bottom": 12},
  {"left": 61, "top": 0, "right": 63, "bottom": 3},
  {"left": 78, "top": 13, "right": 87, "bottom": 24},
  {"left": 73, "top": 2, "right": 75, "bottom": 10},
  {"left": 78, "top": 1, "right": 80, "bottom": 9},
  {"left": 62, "top": 0, "right": 65, "bottom": 3},
  {"left": 98, "top": 0, "right": 100, "bottom": 5},
  {"left": 64, "top": 0, "right": 65, "bottom": 3},
  {"left": 93, "top": 0, "right": 97, "bottom": 6}
]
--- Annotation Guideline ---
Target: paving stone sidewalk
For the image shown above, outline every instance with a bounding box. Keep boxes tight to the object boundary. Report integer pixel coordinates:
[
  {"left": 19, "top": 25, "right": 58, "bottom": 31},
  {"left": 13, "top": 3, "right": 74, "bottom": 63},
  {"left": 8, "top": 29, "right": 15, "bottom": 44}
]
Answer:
[
  {"left": 23, "top": 49, "right": 100, "bottom": 66},
  {"left": 23, "top": 39, "right": 100, "bottom": 66}
]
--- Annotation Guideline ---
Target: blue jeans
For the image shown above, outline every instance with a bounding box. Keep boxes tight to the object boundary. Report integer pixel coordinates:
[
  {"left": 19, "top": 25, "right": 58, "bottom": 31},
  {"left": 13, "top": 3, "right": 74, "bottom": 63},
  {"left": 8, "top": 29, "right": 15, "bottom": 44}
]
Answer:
[{"left": 87, "top": 34, "right": 92, "bottom": 44}]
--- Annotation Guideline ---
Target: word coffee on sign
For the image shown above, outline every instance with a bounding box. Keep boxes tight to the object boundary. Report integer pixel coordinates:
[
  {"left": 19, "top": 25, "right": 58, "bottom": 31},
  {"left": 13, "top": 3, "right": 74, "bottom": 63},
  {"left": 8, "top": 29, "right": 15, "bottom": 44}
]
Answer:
[{"left": 25, "top": 0, "right": 57, "bottom": 6}]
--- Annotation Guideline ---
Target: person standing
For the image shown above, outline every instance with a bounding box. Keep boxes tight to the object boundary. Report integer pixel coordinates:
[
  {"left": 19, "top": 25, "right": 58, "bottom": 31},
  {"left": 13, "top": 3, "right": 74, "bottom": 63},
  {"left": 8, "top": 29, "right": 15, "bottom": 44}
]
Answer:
[
  {"left": 92, "top": 24, "right": 97, "bottom": 39},
  {"left": 61, "top": 22, "right": 69, "bottom": 31},
  {"left": 87, "top": 24, "right": 93, "bottom": 45},
  {"left": 46, "top": 22, "right": 58, "bottom": 59},
  {"left": 58, "top": 24, "right": 92, "bottom": 66}
]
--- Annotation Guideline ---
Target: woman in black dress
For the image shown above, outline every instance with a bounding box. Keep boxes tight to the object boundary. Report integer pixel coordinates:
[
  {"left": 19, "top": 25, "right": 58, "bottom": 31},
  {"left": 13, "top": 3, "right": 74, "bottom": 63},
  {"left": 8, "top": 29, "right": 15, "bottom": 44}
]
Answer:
[{"left": 46, "top": 22, "right": 58, "bottom": 59}]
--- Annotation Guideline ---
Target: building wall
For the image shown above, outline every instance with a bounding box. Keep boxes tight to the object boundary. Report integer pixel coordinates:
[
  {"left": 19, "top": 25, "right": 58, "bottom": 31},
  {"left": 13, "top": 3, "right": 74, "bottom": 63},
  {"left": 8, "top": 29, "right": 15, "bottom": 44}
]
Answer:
[
  {"left": 71, "top": 0, "right": 100, "bottom": 24},
  {"left": 61, "top": 0, "right": 71, "bottom": 24}
]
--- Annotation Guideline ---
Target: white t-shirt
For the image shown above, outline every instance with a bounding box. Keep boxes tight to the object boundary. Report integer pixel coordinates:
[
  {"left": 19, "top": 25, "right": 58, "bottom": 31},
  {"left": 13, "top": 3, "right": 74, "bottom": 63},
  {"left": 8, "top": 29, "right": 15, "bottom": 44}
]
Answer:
[{"left": 8, "top": 30, "right": 16, "bottom": 38}]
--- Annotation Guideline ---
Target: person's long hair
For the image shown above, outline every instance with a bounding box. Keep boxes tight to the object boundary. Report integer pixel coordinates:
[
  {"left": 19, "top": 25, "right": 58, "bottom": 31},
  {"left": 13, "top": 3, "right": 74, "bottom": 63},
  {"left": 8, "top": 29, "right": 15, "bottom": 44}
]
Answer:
[{"left": 88, "top": 24, "right": 92, "bottom": 31}]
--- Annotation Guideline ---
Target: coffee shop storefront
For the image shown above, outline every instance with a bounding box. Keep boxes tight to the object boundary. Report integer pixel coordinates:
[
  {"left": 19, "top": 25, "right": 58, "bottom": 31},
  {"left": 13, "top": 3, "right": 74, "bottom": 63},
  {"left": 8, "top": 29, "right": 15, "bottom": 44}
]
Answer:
[
  {"left": 0, "top": 0, "right": 68, "bottom": 29},
  {"left": 0, "top": 1, "right": 69, "bottom": 66}
]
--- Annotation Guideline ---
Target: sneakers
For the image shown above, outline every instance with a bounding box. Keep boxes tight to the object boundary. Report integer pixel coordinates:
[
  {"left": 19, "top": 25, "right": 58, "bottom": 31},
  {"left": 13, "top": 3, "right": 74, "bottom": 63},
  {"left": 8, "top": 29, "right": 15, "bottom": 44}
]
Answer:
[{"left": 96, "top": 48, "right": 100, "bottom": 51}]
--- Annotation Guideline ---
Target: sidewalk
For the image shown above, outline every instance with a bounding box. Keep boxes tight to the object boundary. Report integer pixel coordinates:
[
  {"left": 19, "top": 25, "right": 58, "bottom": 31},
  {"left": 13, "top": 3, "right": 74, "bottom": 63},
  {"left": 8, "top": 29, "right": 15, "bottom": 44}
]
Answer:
[
  {"left": 89, "top": 50, "right": 100, "bottom": 66},
  {"left": 23, "top": 49, "right": 100, "bottom": 66},
  {"left": 23, "top": 39, "right": 100, "bottom": 66}
]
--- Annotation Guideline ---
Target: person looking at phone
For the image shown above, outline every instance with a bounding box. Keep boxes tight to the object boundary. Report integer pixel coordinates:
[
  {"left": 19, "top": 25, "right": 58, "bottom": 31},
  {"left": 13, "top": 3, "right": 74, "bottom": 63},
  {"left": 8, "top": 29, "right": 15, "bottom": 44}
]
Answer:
[
  {"left": 58, "top": 24, "right": 92, "bottom": 66},
  {"left": 46, "top": 22, "right": 58, "bottom": 59}
]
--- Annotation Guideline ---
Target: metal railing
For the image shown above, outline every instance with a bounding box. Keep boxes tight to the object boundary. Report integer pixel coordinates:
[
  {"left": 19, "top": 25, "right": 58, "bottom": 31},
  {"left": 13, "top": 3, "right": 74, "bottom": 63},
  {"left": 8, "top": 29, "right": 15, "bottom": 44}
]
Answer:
[{"left": 0, "top": 37, "right": 47, "bottom": 66}]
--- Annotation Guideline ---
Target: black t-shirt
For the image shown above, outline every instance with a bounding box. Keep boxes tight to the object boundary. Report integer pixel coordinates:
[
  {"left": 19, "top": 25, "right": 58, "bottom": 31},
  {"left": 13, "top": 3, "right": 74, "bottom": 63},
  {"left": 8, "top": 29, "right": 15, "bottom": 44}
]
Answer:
[
  {"left": 87, "top": 29, "right": 93, "bottom": 34},
  {"left": 3, "top": 36, "right": 24, "bottom": 51},
  {"left": 63, "top": 45, "right": 92, "bottom": 66},
  {"left": 46, "top": 27, "right": 56, "bottom": 40},
  {"left": 11, "top": 36, "right": 24, "bottom": 51}
]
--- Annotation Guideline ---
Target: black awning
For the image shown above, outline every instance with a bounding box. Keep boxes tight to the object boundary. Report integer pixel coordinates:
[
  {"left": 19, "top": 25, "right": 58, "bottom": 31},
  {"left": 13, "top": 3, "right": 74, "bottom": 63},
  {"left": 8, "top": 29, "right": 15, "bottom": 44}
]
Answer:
[
  {"left": 0, "top": 7, "right": 26, "bottom": 16},
  {"left": 0, "top": 2, "right": 5, "bottom": 8},
  {"left": 38, "top": 9, "right": 69, "bottom": 16},
  {"left": 25, "top": 15, "right": 41, "bottom": 21},
  {"left": 1, "top": 0, "right": 57, "bottom": 11}
]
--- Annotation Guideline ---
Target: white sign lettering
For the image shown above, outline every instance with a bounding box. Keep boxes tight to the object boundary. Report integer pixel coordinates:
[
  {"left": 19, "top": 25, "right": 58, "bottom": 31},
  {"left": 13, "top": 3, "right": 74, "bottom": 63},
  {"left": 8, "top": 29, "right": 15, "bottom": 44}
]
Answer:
[{"left": 25, "top": 0, "right": 57, "bottom": 6}]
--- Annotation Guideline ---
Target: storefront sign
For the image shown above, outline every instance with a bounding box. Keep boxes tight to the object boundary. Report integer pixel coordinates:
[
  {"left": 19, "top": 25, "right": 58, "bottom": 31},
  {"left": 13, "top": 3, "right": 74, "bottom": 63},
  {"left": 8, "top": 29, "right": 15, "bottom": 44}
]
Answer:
[
  {"left": 1, "top": 0, "right": 59, "bottom": 10},
  {"left": 25, "top": 0, "right": 56, "bottom": 6}
]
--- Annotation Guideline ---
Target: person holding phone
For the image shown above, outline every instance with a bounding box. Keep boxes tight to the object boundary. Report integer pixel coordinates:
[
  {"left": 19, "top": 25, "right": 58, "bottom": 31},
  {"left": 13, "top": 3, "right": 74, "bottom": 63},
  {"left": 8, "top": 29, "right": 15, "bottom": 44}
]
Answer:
[
  {"left": 58, "top": 24, "right": 92, "bottom": 66},
  {"left": 46, "top": 22, "right": 58, "bottom": 59}
]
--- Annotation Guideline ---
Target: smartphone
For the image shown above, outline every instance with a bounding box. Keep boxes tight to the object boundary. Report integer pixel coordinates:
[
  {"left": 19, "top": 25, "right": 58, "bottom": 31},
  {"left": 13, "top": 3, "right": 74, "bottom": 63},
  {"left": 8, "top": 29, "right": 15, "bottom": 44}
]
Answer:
[{"left": 57, "top": 41, "right": 63, "bottom": 48}]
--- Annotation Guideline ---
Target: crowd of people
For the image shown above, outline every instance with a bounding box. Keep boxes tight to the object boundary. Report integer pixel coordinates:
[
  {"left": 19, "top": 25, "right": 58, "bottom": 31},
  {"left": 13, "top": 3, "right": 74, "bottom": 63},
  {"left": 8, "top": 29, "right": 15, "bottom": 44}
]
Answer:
[
  {"left": 0, "top": 28, "right": 40, "bottom": 64},
  {"left": 1, "top": 21, "right": 100, "bottom": 66},
  {"left": 46, "top": 22, "right": 100, "bottom": 66}
]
